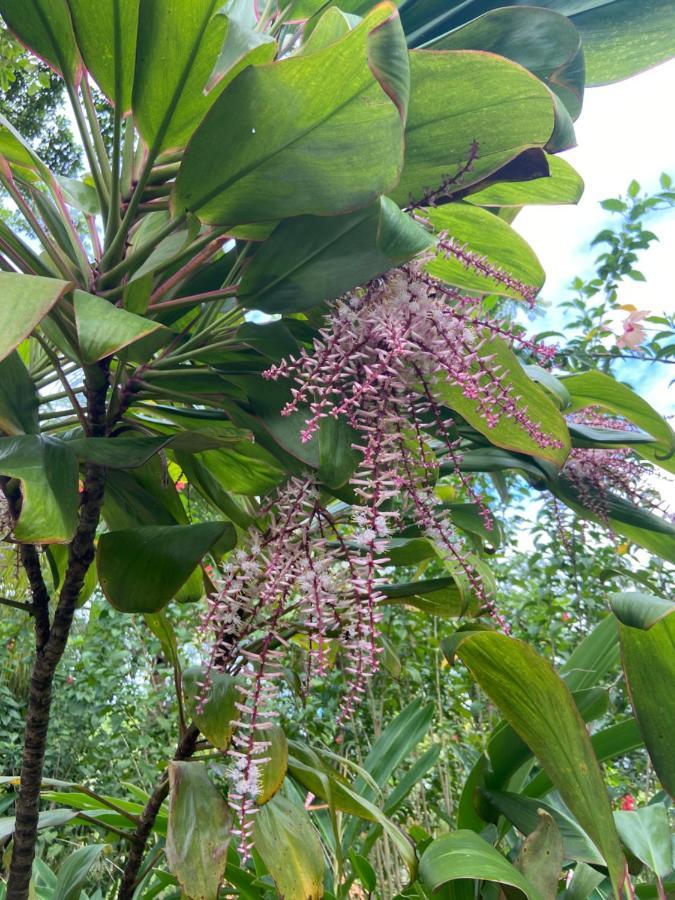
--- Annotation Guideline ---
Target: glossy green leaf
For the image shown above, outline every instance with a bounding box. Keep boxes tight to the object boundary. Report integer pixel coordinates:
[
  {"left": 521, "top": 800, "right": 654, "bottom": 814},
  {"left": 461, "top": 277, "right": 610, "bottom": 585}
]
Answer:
[
  {"left": 206, "top": 13, "right": 276, "bottom": 93},
  {"left": 57, "top": 175, "right": 100, "bottom": 215},
  {"left": 428, "top": 6, "right": 584, "bottom": 119},
  {"left": 614, "top": 805, "right": 673, "bottom": 878},
  {"left": 611, "top": 596, "right": 675, "bottom": 797},
  {"left": 174, "top": 4, "right": 408, "bottom": 225},
  {"left": 0, "top": 0, "right": 81, "bottom": 80},
  {"left": 420, "top": 829, "right": 545, "bottom": 898},
  {"left": 563, "top": 862, "right": 607, "bottom": 900},
  {"left": 551, "top": 475, "right": 675, "bottom": 564},
  {"left": 483, "top": 791, "right": 605, "bottom": 866},
  {"left": 0, "top": 808, "right": 79, "bottom": 842},
  {"left": 560, "top": 614, "right": 620, "bottom": 692},
  {"left": 453, "top": 631, "right": 626, "bottom": 893},
  {"left": 253, "top": 794, "right": 324, "bottom": 900},
  {"left": 47, "top": 543, "right": 98, "bottom": 607},
  {"left": 392, "top": 50, "right": 554, "bottom": 207},
  {"left": 468, "top": 155, "right": 584, "bottom": 207},
  {"left": 183, "top": 666, "right": 238, "bottom": 751},
  {"left": 609, "top": 592, "right": 673, "bottom": 630},
  {"left": 380, "top": 575, "right": 481, "bottom": 617},
  {"left": 66, "top": 0, "right": 139, "bottom": 111},
  {"left": 256, "top": 725, "right": 288, "bottom": 805},
  {"left": 299, "top": 6, "right": 354, "bottom": 54},
  {"left": 561, "top": 371, "right": 675, "bottom": 456},
  {"left": 97, "top": 522, "right": 231, "bottom": 613},
  {"left": 52, "top": 844, "right": 108, "bottom": 900},
  {"left": 0, "top": 435, "right": 79, "bottom": 543},
  {"left": 434, "top": 336, "right": 570, "bottom": 467},
  {"left": 318, "top": 415, "right": 360, "bottom": 489},
  {"left": 0, "top": 351, "right": 39, "bottom": 435},
  {"left": 426, "top": 203, "right": 544, "bottom": 299},
  {"left": 238, "top": 196, "right": 433, "bottom": 313},
  {"left": 515, "top": 809, "right": 564, "bottom": 900},
  {"left": 132, "top": 0, "right": 229, "bottom": 152},
  {"left": 74, "top": 290, "right": 167, "bottom": 363},
  {"left": 0, "top": 272, "right": 71, "bottom": 365},
  {"left": 574, "top": 0, "right": 675, "bottom": 86},
  {"left": 165, "top": 762, "right": 231, "bottom": 900}
]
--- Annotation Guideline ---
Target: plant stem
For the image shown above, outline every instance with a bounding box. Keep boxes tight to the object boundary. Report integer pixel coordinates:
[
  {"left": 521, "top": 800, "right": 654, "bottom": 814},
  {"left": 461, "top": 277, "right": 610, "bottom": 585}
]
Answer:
[
  {"left": 6, "top": 365, "right": 109, "bottom": 900},
  {"left": 65, "top": 81, "right": 110, "bottom": 220},
  {"left": 0, "top": 597, "right": 35, "bottom": 615},
  {"left": 97, "top": 211, "right": 188, "bottom": 289},
  {"left": 116, "top": 725, "right": 199, "bottom": 900}
]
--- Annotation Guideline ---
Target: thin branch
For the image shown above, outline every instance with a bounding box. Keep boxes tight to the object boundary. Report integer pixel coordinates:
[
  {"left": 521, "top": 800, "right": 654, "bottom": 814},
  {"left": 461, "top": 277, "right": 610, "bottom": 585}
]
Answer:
[
  {"left": 34, "top": 334, "right": 88, "bottom": 432},
  {"left": 149, "top": 285, "right": 238, "bottom": 312},
  {"left": 0, "top": 597, "right": 35, "bottom": 615}
]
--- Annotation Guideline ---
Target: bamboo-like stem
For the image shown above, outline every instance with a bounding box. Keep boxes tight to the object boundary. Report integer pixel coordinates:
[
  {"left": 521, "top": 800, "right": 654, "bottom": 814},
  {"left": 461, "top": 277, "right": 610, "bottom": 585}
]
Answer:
[
  {"left": 149, "top": 238, "right": 227, "bottom": 306},
  {"left": 149, "top": 286, "right": 238, "bottom": 312}
]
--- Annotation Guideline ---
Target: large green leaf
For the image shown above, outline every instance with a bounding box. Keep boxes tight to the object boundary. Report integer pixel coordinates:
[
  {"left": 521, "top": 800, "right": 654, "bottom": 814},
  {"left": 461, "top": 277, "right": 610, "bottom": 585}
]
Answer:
[
  {"left": 614, "top": 805, "right": 673, "bottom": 879},
  {"left": 483, "top": 791, "right": 605, "bottom": 866},
  {"left": 560, "top": 614, "right": 620, "bottom": 692},
  {"left": 238, "top": 196, "right": 433, "bottom": 313},
  {"left": 550, "top": 475, "right": 675, "bottom": 564},
  {"left": 515, "top": 809, "right": 564, "bottom": 900},
  {"left": 253, "top": 794, "right": 325, "bottom": 900},
  {"left": 0, "top": 435, "right": 79, "bottom": 543},
  {"left": 0, "top": 351, "right": 39, "bottom": 435},
  {"left": 52, "top": 844, "right": 108, "bottom": 900},
  {"left": 0, "top": 272, "right": 71, "bottom": 365},
  {"left": 467, "top": 155, "right": 584, "bottom": 208},
  {"left": 182, "top": 666, "right": 238, "bottom": 752},
  {"left": 427, "top": 6, "right": 584, "bottom": 119},
  {"left": 453, "top": 631, "right": 626, "bottom": 893},
  {"left": 434, "top": 336, "right": 570, "bottom": 467},
  {"left": 66, "top": 0, "right": 139, "bottom": 112},
  {"left": 573, "top": 0, "right": 675, "bottom": 85},
  {"left": 74, "top": 290, "right": 167, "bottom": 363},
  {"left": 0, "top": 0, "right": 81, "bottom": 80},
  {"left": 426, "top": 203, "right": 545, "bottom": 298},
  {"left": 206, "top": 12, "right": 277, "bottom": 93},
  {"left": 392, "top": 50, "right": 554, "bottom": 208},
  {"left": 165, "top": 762, "right": 231, "bottom": 900},
  {"left": 380, "top": 575, "right": 482, "bottom": 617},
  {"left": 561, "top": 371, "right": 675, "bottom": 457},
  {"left": 610, "top": 593, "right": 675, "bottom": 798},
  {"left": 97, "top": 522, "right": 232, "bottom": 613},
  {"left": 419, "top": 829, "right": 545, "bottom": 898},
  {"left": 174, "top": 4, "right": 409, "bottom": 226},
  {"left": 132, "top": 0, "right": 229, "bottom": 152}
]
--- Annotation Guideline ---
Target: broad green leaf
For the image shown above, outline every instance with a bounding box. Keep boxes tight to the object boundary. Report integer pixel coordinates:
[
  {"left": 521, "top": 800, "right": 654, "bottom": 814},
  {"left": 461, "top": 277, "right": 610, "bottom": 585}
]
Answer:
[
  {"left": 380, "top": 575, "right": 481, "bottom": 617},
  {"left": 428, "top": 6, "right": 584, "bottom": 119},
  {"left": 186, "top": 443, "right": 284, "bottom": 497},
  {"left": 610, "top": 596, "right": 675, "bottom": 797},
  {"left": 561, "top": 371, "right": 675, "bottom": 456},
  {"left": 206, "top": 13, "right": 277, "bottom": 93},
  {"left": 47, "top": 543, "right": 98, "bottom": 607},
  {"left": 145, "top": 610, "right": 181, "bottom": 672},
  {"left": 57, "top": 175, "right": 100, "bottom": 215},
  {"left": 483, "top": 791, "right": 605, "bottom": 866},
  {"left": 0, "top": 113, "right": 51, "bottom": 178},
  {"left": 318, "top": 415, "right": 360, "bottom": 489},
  {"left": 52, "top": 844, "right": 108, "bottom": 900},
  {"left": 74, "top": 290, "right": 168, "bottom": 363},
  {"left": 0, "top": 435, "right": 79, "bottom": 543},
  {"left": 426, "top": 203, "right": 544, "bottom": 299},
  {"left": 0, "top": 272, "right": 71, "bottom": 365},
  {"left": 468, "top": 155, "right": 584, "bottom": 208},
  {"left": 453, "top": 631, "right": 626, "bottom": 893},
  {"left": 560, "top": 614, "right": 620, "bottom": 692},
  {"left": 0, "top": 0, "right": 81, "bottom": 80},
  {"left": 165, "top": 762, "right": 231, "bottom": 900},
  {"left": 614, "top": 805, "right": 673, "bottom": 878},
  {"left": 434, "top": 336, "right": 570, "bottom": 467},
  {"left": 392, "top": 50, "right": 554, "bottom": 208},
  {"left": 0, "top": 351, "right": 39, "bottom": 435},
  {"left": 253, "top": 794, "right": 325, "bottom": 900},
  {"left": 609, "top": 591, "right": 673, "bottom": 630},
  {"left": 66, "top": 0, "right": 139, "bottom": 111},
  {"left": 174, "top": 4, "right": 409, "bottom": 226},
  {"left": 574, "top": 0, "right": 675, "bottom": 85},
  {"left": 183, "top": 667, "right": 238, "bottom": 751},
  {"left": 256, "top": 725, "right": 288, "bottom": 805},
  {"left": 550, "top": 475, "right": 675, "bottom": 564},
  {"left": 97, "top": 522, "right": 232, "bottom": 613},
  {"left": 132, "top": 0, "right": 229, "bottom": 152},
  {"left": 298, "top": 6, "right": 354, "bottom": 54},
  {"left": 238, "top": 196, "right": 433, "bottom": 313},
  {"left": 0, "top": 808, "right": 79, "bottom": 842},
  {"left": 563, "top": 862, "right": 607, "bottom": 900},
  {"left": 515, "top": 809, "right": 564, "bottom": 900},
  {"left": 419, "top": 829, "right": 545, "bottom": 898}
]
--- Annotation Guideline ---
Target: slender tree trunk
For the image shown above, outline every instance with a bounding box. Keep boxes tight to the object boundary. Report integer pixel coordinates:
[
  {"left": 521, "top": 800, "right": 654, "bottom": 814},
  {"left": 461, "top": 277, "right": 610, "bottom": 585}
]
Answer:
[
  {"left": 117, "top": 725, "right": 199, "bottom": 900},
  {"left": 6, "top": 368, "right": 109, "bottom": 900}
]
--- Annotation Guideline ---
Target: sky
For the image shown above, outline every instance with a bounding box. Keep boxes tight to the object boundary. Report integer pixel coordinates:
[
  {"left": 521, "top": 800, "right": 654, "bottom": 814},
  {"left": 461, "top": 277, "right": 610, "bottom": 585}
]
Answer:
[{"left": 513, "top": 58, "right": 675, "bottom": 413}]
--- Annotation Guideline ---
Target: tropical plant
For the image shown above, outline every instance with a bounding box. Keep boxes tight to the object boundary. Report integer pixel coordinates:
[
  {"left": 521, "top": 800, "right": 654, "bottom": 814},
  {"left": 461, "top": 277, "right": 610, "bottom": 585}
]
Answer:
[{"left": 0, "top": 1, "right": 673, "bottom": 899}]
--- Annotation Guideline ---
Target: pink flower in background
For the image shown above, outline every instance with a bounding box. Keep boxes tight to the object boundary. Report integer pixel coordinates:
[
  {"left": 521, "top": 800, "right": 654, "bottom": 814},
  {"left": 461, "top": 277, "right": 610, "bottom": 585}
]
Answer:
[
  {"left": 620, "top": 794, "right": 636, "bottom": 811},
  {"left": 616, "top": 310, "right": 649, "bottom": 349}
]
